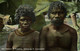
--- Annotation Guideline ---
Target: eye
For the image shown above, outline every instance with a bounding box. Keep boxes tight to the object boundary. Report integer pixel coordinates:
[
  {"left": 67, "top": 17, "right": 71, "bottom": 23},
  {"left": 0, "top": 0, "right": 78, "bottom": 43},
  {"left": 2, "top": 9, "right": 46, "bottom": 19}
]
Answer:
[
  {"left": 20, "top": 19, "right": 25, "bottom": 21},
  {"left": 52, "top": 12, "right": 57, "bottom": 14}
]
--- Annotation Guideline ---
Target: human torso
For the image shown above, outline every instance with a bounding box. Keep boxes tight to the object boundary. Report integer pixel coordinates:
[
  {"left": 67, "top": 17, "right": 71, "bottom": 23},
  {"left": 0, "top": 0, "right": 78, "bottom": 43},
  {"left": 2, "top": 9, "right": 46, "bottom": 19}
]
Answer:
[
  {"left": 11, "top": 29, "right": 39, "bottom": 51},
  {"left": 43, "top": 24, "right": 72, "bottom": 51}
]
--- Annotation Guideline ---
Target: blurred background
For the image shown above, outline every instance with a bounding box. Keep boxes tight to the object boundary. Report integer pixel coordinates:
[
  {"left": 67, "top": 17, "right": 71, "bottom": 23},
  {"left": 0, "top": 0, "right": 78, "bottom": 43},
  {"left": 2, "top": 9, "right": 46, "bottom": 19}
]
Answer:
[{"left": 0, "top": 0, "right": 80, "bottom": 51}]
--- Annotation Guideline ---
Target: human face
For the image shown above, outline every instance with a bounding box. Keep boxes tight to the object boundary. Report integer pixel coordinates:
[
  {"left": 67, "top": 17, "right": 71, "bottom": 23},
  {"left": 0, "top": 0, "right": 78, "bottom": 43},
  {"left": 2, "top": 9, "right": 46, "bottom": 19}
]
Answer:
[
  {"left": 19, "top": 16, "right": 32, "bottom": 29},
  {"left": 50, "top": 8, "right": 65, "bottom": 26}
]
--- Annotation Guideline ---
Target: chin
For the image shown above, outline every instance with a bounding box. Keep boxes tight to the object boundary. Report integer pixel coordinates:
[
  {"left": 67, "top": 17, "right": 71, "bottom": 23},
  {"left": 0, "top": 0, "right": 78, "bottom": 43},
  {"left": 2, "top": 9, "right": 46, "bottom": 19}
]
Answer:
[
  {"left": 23, "top": 27, "right": 28, "bottom": 29},
  {"left": 24, "top": 26, "right": 30, "bottom": 29},
  {"left": 21, "top": 26, "right": 30, "bottom": 29}
]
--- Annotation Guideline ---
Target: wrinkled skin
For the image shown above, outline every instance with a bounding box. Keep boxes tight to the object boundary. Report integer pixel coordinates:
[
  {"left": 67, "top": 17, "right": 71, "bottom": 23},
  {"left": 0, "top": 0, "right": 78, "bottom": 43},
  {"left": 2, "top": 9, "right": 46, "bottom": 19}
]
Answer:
[
  {"left": 6, "top": 16, "right": 39, "bottom": 51},
  {"left": 40, "top": 8, "right": 77, "bottom": 51},
  {"left": 19, "top": 16, "right": 32, "bottom": 32},
  {"left": 50, "top": 8, "right": 65, "bottom": 27}
]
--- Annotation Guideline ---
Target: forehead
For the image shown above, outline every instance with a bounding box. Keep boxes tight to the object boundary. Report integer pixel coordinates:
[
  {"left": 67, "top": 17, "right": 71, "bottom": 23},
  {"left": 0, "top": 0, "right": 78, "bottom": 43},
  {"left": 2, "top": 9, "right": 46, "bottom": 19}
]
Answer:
[
  {"left": 51, "top": 8, "right": 63, "bottom": 12},
  {"left": 20, "top": 16, "right": 31, "bottom": 19}
]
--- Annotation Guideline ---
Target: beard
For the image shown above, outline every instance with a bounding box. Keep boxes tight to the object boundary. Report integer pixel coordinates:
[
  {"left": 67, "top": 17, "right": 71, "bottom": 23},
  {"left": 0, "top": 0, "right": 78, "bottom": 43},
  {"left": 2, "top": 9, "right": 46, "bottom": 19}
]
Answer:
[{"left": 51, "top": 18, "right": 64, "bottom": 26}]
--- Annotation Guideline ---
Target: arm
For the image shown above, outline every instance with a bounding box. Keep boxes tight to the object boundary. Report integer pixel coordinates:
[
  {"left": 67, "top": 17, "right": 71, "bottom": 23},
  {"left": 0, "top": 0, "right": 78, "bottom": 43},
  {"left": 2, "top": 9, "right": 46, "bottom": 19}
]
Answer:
[
  {"left": 6, "top": 32, "right": 14, "bottom": 51},
  {"left": 6, "top": 40, "right": 13, "bottom": 51},
  {"left": 33, "top": 31, "right": 39, "bottom": 51},
  {"left": 39, "top": 27, "right": 48, "bottom": 51},
  {"left": 32, "top": 29, "right": 45, "bottom": 51},
  {"left": 71, "top": 30, "right": 77, "bottom": 51}
]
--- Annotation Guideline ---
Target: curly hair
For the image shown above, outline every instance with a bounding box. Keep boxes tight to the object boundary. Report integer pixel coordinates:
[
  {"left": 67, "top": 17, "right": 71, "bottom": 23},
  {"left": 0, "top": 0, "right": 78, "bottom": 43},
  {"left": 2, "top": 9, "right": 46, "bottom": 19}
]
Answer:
[
  {"left": 48, "top": 1, "right": 67, "bottom": 18},
  {"left": 15, "top": 4, "right": 35, "bottom": 24}
]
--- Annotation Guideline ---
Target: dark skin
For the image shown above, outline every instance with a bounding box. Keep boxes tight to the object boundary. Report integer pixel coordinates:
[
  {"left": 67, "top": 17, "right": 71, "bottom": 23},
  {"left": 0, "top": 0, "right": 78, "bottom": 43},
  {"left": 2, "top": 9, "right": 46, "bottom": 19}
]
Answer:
[
  {"left": 6, "top": 16, "right": 39, "bottom": 51},
  {"left": 0, "top": 18, "right": 4, "bottom": 31},
  {"left": 40, "top": 8, "right": 77, "bottom": 51},
  {"left": 19, "top": 16, "right": 32, "bottom": 33},
  {"left": 6, "top": 16, "right": 32, "bottom": 50}
]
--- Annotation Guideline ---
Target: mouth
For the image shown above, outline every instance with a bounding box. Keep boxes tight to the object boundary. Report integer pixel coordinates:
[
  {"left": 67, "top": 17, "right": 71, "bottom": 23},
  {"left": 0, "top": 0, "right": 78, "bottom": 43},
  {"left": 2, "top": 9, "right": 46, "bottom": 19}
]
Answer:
[{"left": 22, "top": 25, "right": 30, "bottom": 28}]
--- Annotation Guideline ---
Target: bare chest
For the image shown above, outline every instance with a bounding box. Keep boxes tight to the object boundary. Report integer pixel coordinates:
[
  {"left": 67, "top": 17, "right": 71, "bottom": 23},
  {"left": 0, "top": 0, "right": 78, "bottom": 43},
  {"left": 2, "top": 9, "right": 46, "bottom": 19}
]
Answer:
[
  {"left": 12, "top": 33, "right": 34, "bottom": 49},
  {"left": 45, "top": 30, "right": 72, "bottom": 48}
]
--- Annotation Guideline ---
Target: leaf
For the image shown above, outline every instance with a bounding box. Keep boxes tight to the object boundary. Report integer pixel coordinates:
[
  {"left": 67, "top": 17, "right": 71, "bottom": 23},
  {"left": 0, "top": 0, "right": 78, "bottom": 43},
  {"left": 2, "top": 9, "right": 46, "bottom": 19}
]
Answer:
[
  {"left": 34, "top": 0, "right": 50, "bottom": 16},
  {"left": 64, "top": 2, "right": 78, "bottom": 15},
  {"left": 0, "top": 0, "right": 6, "bottom": 3}
]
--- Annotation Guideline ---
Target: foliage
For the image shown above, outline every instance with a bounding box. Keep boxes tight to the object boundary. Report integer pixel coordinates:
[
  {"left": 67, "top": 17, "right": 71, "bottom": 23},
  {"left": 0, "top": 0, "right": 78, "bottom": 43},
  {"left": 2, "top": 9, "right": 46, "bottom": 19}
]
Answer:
[
  {"left": 64, "top": 2, "right": 78, "bottom": 16},
  {"left": 31, "top": 14, "right": 46, "bottom": 31},
  {"left": 34, "top": 0, "right": 50, "bottom": 16},
  {"left": 34, "top": 0, "right": 60, "bottom": 16},
  {"left": 0, "top": 0, "right": 37, "bottom": 15},
  {"left": 0, "top": 0, "right": 5, "bottom": 3},
  {"left": 76, "top": 2, "right": 80, "bottom": 12},
  {"left": 0, "top": 0, "right": 79, "bottom": 16},
  {"left": 0, "top": 0, "right": 80, "bottom": 31}
]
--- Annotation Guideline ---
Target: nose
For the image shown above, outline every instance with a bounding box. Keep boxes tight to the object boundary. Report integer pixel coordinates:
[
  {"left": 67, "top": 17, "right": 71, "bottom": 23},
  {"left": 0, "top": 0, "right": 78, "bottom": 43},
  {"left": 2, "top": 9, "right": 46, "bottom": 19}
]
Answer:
[
  {"left": 55, "top": 13, "right": 59, "bottom": 17},
  {"left": 24, "top": 20, "right": 28, "bottom": 24}
]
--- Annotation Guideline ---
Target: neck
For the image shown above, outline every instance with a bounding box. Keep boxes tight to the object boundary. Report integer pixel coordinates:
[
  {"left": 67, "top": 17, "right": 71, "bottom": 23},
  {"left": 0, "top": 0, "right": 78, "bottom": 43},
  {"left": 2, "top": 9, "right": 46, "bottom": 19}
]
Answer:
[
  {"left": 52, "top": 24, "right": 64, "bottom": 30},
  {"left": 21, "top": 28, "right": 31, "bottom": 33}
]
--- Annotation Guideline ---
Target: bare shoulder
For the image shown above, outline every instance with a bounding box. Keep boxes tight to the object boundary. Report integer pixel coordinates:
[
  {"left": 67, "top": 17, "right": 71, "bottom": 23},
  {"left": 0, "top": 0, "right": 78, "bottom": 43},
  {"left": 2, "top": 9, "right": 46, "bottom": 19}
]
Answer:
[
  {"left": 7, "top": 31, "right": 15, "bottom": 41},
  {"left": 33, "top": 31, "right": 39, "bottom": 40},
  {"left": 34, "top": 31, "right": 39, "bottom": 34},
  {"left": 42, "top": 24, "right": 50, "bottom": 31},
  {"left": 8, "top": 31, "right": 15, "bottom": 38},
  {"left": 9, "top": 32, "right": 15, "bottom": 36},
  {"left": 65, "top": 24, "right": 77, "bottom": 34},
  {"left": 33, "top": 31, "right": 40, "bottom": 36}
]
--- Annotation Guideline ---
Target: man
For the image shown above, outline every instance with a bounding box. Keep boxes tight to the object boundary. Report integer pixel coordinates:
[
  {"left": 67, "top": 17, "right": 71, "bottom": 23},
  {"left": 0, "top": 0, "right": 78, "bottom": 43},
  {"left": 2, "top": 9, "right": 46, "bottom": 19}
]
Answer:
[
  {"left": 39, "top": 1, "right": 77, "bottom": 51},
  {"left": 6, "top": 5, "right": 39, "bottom": 51}
]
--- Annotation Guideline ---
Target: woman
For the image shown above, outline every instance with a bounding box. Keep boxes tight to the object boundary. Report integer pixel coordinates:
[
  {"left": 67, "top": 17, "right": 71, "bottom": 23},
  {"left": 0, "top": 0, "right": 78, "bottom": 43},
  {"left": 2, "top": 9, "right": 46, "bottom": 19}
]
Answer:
[{"left": 6, "top": 5, "right": 39, "bottom": 51}]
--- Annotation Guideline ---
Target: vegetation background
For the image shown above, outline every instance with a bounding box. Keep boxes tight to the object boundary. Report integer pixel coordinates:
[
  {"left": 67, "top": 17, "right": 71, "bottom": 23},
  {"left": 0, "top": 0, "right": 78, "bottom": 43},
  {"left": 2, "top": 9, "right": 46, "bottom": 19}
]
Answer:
[{"left": 0, "top": 0, "right": 80, "bottom": 51}]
